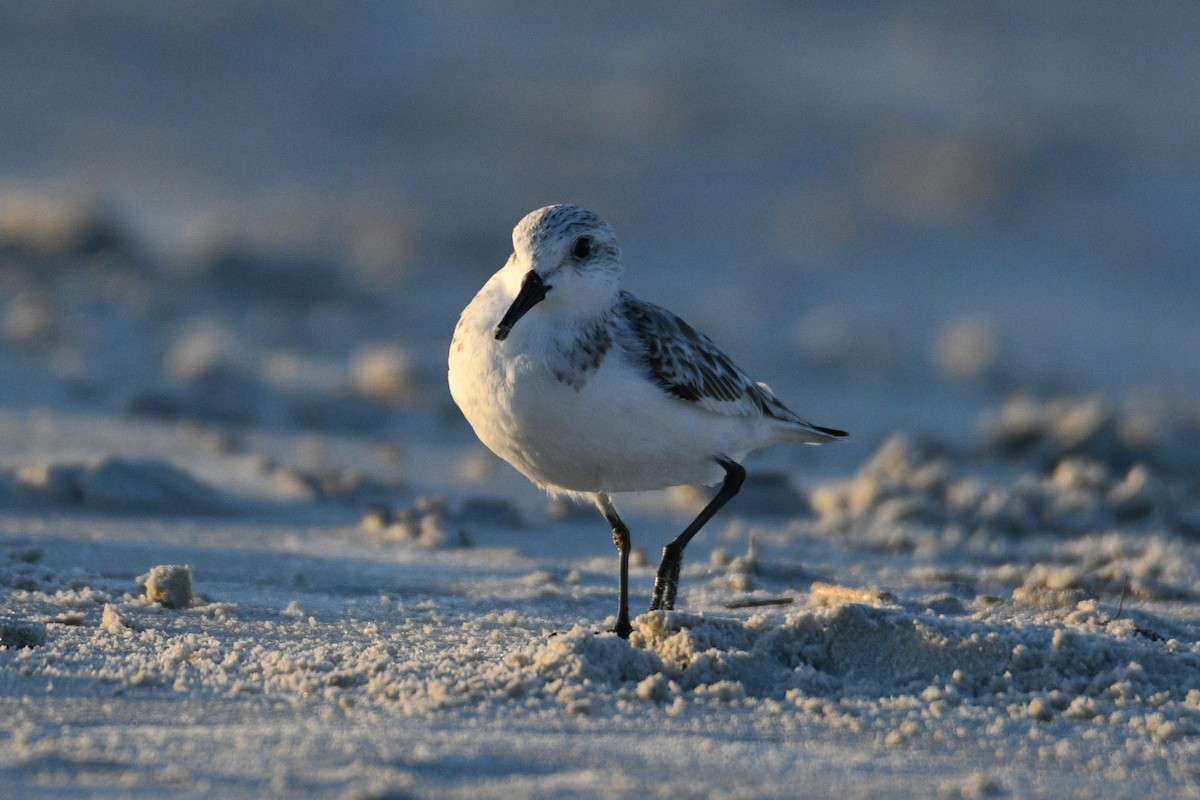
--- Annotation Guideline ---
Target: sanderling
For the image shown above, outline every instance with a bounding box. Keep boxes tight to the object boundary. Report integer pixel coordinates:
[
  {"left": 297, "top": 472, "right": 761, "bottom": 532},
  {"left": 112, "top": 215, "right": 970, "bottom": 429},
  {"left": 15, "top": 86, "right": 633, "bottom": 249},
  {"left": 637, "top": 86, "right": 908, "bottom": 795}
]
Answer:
[{"left": 448, "top": 204, "right": 846, "bottom": 638}]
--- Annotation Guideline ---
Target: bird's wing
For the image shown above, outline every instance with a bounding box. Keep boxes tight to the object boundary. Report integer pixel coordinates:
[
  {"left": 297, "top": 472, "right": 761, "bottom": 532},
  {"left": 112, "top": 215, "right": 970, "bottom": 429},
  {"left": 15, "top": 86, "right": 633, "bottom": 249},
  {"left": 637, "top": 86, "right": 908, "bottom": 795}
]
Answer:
[{"left": 616, "top": 293, "right": 844, "bottom": 442}]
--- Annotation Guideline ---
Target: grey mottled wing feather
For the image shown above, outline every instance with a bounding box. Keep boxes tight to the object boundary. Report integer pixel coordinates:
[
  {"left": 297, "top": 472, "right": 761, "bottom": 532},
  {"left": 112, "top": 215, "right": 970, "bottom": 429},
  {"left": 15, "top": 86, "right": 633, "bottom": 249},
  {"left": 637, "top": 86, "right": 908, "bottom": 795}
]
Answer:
[{"left": 616, "top": 293, "right": 833, "bottom": 433}]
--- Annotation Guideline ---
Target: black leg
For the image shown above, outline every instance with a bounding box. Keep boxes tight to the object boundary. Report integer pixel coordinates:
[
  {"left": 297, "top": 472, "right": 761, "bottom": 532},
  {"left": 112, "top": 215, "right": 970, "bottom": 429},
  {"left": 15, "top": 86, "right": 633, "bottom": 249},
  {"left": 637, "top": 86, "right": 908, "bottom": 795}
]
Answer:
[
  {"left": 594, "top": 493, "right": 633, "bottom": 639},
  {"left": 650, "top": 457, "right": 746, "bottom": 612}
]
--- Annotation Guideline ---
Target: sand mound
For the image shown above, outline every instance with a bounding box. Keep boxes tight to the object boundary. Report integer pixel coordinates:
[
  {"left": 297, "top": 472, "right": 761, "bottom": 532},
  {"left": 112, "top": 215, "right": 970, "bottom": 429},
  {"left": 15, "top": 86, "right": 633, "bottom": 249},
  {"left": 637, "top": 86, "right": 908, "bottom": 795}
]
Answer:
[
  {"left": 497, "top": 604, "right": 1200, "bottom": 749},
  {"left": 983, "top": 393, "right": 1200, "bottom": 477},
  {"left": 518, "top": 605, "right": 1198, "bottom": 705},
  {"left": 809, "top": 434, "right": 1200, "bottom": 542},
  {"left": 3, "top": 458, "right": 228, "bottom": 513}
]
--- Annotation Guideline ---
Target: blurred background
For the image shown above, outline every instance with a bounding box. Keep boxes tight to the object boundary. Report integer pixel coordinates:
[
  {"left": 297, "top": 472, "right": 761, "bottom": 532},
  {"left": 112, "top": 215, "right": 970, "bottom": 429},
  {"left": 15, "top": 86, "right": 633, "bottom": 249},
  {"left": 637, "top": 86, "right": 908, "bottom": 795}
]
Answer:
[{"left": 1, "top": 2, "right": 1197, "bottom": 469}]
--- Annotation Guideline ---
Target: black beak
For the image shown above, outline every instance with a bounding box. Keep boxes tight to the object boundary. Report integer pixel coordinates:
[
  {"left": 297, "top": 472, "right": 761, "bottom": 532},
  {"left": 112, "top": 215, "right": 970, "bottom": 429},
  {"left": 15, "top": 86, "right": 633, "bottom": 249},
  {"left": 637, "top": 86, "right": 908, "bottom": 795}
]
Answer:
[{"left": 494, "top": 271, "right": 550, "bottom": 341}]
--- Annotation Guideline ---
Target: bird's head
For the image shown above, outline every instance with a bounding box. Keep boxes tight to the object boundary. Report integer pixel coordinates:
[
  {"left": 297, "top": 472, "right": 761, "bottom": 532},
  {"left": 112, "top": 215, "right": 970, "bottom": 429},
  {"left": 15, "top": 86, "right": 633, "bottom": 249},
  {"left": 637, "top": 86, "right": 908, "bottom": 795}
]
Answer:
[{"left": 493, "top": 204, "right": 623, "bottom": 341}]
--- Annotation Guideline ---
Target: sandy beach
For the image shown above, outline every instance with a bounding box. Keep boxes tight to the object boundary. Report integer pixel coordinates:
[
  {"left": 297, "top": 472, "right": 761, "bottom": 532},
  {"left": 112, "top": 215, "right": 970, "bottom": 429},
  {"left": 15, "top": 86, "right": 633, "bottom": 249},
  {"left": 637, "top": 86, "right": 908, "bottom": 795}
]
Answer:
[{"left": 2, "top": 4, "right": 1199, "bottom": 798}]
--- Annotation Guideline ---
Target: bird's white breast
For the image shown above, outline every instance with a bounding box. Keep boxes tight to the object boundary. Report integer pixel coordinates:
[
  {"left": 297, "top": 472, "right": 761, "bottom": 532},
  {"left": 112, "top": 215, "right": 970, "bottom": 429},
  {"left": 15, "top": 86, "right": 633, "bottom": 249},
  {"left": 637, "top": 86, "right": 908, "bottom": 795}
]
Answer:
[{"left": 448, "top": 273, "right": 767, "bottom": 495}]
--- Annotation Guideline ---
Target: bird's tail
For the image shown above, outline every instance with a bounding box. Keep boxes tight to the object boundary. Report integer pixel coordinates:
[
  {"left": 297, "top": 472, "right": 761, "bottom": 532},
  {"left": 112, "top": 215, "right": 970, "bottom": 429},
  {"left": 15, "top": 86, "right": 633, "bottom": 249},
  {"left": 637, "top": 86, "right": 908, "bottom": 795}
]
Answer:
[
  {"left": 784, "top": 420, "right": 849, "bottom": 445},
  {"left": 753, "top": 381, "right": 848, "bottom": 445}
]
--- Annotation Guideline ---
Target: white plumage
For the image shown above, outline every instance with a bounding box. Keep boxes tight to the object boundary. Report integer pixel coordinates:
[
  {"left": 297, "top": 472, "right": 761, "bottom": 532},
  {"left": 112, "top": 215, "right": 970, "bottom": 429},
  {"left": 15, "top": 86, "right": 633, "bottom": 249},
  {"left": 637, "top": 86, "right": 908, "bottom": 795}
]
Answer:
[{"left": 449, "top": 204, "right": 845, "bottom": 637}]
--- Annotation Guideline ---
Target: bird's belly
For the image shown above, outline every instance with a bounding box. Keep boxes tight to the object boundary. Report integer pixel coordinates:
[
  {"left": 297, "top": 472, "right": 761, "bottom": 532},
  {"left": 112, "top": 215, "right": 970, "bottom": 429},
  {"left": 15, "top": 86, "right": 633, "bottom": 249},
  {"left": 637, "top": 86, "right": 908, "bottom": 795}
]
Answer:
[{"left": 459, "top": 352, "right": 750, "bottom": 494}]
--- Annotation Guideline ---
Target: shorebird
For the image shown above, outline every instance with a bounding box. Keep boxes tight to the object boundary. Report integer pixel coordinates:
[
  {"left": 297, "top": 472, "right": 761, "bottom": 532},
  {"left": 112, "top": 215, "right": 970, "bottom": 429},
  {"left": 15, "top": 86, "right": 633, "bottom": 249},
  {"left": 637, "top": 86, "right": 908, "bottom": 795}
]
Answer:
[{"left": 449, "top": 204, "right": 846, "bottom": 638}]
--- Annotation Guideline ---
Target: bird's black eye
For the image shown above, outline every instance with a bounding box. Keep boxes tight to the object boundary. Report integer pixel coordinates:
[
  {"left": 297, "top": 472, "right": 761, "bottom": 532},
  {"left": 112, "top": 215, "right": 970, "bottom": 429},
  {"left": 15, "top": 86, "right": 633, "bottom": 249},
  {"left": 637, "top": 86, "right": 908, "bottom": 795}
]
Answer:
[{"left": 572, "top": 236, "right": 593, "bottom": 260}]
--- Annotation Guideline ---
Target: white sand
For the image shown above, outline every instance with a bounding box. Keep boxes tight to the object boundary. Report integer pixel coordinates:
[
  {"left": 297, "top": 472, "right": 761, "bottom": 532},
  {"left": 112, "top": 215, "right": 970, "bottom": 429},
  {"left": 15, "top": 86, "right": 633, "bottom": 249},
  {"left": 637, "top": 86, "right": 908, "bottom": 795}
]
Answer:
[
  {"left": 3, "top": 393, "right": 1198, "bottom": 798},
  {"left": 2, "top": 4, "right": 1200, "bottom": 798}
]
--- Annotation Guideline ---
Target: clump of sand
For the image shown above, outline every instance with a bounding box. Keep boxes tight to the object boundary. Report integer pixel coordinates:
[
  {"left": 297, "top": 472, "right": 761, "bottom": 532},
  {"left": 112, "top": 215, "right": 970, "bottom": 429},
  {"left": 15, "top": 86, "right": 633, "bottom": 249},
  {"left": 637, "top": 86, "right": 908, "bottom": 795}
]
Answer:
[{"left": 137, "top": 565, "right": 195, "bottom": 609}]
